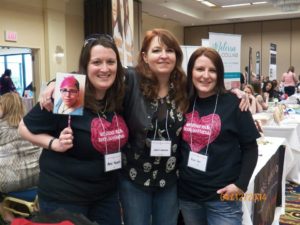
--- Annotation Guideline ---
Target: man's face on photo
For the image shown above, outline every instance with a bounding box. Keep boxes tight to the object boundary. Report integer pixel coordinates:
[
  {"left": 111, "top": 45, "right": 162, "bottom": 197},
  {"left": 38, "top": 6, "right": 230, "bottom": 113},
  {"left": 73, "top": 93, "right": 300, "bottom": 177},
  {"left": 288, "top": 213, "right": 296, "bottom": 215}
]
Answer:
[{"left": 60, "top": 86, "right": 79, "bottom": 107}]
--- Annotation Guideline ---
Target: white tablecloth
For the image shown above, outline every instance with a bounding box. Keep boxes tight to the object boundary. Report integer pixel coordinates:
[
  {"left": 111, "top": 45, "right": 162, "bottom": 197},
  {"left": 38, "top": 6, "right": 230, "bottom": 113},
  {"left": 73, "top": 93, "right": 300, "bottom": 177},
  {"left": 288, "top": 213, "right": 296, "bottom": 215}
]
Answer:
[
  {"left": 262, "top": 120, "right": 300, "bottom": 184},
  {"left": 242, "top": 137, "right": 293, "bottom": 225}
]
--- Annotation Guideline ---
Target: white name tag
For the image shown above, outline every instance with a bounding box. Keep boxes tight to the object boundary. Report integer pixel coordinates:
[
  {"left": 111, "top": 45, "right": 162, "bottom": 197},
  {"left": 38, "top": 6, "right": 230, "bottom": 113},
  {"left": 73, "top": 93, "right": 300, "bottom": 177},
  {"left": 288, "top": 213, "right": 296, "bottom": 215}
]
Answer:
[
  {"left": 105, "top": 152, "right": 122, "bottom": 172},
  {"left": 188, "top": 151, "right": 208, "bottom": 172},
  {"left": 150, "top": 140, "right": 171, "bottom": 157}
]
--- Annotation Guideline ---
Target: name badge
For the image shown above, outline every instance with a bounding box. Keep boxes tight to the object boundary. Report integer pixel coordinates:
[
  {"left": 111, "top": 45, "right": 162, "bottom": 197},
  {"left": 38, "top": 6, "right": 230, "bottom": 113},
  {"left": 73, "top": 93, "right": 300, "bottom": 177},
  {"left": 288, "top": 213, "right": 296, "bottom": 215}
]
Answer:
[
  {"left": 105, "top": 152, "right": 122, "bottom": 172},
  {"left": 150, "top": 140, "right": 171, "bottom": 157},
  {"left": 188, "top": 151, "right": 208, "bottom": 172}
]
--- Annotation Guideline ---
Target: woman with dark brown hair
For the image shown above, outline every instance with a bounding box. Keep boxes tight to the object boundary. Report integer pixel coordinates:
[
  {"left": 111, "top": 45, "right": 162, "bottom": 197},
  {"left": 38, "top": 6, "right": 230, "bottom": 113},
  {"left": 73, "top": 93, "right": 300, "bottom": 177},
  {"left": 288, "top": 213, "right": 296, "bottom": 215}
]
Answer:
[
  {"left": 178, "top": 47, "right": 259, "bottom": 225},
  {"left": 18, "top": 34, "right": 129, "bottom": 225},
  {"left": 0, "top": 69, "right": 17, "bottom": 95}
]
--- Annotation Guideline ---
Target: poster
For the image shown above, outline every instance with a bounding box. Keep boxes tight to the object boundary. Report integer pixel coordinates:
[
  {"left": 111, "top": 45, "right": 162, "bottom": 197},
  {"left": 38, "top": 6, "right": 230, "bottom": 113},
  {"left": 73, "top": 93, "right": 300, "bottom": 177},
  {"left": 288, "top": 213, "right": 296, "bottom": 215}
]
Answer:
[
  {"left": 269, "top": 43, "right": 277, "bottom": 80},
  {"left": 253, "top": 146, "right": 284, "bottom": 225},
  {"left": 112, "top": 0, "right": 134, "bottom": 67},
  {"left": 181, "top": 45, "right": 200, "bottom": 73},
  {"left": 209, "top": 32, "right": 241, "bottom": 89},
  {"left": 256, "top": 51, "right": 261, "bottom": 81}
]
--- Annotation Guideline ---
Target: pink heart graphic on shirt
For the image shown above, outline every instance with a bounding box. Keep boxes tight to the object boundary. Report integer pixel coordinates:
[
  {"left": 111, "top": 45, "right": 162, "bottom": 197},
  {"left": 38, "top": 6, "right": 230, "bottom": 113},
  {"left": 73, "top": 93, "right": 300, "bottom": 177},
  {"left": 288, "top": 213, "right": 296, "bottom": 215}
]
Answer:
[
  {"left": 91, "top": 115, "right": 128, "bottom": 155},
  {"left": 182, "top": 111, "right": 221, "bottom": 152}
]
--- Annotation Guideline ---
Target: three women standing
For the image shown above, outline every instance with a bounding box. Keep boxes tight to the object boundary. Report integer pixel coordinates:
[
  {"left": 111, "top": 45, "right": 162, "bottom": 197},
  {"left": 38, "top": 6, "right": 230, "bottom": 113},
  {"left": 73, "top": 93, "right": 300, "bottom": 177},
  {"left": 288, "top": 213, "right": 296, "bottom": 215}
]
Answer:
[{"left": 37, "top": 30, "right": 250, "bottom": 225}]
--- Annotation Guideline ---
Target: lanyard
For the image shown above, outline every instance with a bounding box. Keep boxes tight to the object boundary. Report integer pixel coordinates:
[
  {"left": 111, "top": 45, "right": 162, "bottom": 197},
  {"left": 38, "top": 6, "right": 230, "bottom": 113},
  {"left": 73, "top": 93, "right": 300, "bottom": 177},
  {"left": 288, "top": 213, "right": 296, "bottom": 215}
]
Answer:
[
  {"left": 190, "top": 93, "right": 219, "bottom": 155},
  {"left": 97, "top": 112, "right": 121, "bottom": 154},
  {"left": 153, "top": 108, "right": 171, "bottom": 141}
]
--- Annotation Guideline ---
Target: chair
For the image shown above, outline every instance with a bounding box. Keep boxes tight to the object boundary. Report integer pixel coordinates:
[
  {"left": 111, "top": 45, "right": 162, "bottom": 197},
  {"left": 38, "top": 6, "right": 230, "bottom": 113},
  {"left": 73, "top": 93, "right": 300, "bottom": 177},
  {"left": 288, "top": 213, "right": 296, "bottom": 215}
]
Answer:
[{"left": 2, "top": 188, "right": 38, "bottom": 218}]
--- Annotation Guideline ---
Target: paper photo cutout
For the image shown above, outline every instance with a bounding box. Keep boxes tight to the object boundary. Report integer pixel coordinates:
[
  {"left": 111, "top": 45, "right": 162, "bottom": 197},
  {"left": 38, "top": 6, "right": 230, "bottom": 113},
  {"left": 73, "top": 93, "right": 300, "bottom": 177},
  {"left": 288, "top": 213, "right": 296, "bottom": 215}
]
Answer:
[{"left": 53, "top": 72, "right": 86, "bottom": 116}]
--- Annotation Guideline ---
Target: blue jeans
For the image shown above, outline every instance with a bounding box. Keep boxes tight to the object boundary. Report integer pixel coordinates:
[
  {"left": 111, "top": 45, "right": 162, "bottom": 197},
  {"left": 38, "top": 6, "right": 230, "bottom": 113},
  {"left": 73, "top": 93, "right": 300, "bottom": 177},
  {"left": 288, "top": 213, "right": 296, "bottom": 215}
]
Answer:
[
  {"left": 119, "top": 177, "right": 179, "bottom": 225},
  {"left": 39, "top": 192, "right": 122, "bottom": 225},
  {"left": 179, "top": 199, "right": 243, "bottom": 225}
]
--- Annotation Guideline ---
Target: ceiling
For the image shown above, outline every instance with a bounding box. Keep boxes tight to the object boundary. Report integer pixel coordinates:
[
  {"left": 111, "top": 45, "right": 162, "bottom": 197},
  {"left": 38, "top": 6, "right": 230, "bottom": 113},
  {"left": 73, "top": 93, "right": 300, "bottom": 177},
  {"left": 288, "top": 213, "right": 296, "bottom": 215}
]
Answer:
[{"left": 141, "top": 0, "right": 300, "bottom": 26}]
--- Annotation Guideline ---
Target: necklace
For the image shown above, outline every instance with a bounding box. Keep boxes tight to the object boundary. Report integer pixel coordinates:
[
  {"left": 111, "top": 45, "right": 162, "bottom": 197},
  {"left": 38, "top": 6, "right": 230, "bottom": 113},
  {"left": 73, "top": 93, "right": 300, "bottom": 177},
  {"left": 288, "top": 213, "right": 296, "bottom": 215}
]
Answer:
[{"left": 99, "top": 100, "right": 107, "bottom": 118}]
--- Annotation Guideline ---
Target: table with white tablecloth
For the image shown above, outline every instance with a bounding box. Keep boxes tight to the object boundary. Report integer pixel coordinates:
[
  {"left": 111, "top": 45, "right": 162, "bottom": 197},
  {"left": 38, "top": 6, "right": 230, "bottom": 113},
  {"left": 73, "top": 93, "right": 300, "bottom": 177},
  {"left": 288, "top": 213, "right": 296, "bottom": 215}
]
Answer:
[
  {"left": 242, "top": 137, "right": 293, "bottom": 225},
  {"left": 262, "top": 116, "right": 300, "bottom": 184}
]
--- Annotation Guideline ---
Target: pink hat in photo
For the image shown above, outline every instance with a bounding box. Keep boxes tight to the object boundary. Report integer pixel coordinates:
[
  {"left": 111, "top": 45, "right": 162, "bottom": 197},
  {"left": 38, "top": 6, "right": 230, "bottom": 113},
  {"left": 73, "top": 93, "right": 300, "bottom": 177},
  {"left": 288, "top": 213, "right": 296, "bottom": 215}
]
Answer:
[{"left": 60, "top": 76, "right": 79, "bottom": 89}]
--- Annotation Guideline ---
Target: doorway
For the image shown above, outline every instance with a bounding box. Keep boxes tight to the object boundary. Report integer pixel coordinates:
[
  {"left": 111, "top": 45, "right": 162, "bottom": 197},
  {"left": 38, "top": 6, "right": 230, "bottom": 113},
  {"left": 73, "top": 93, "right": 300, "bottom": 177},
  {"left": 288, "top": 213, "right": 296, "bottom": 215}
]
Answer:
[{"left": 0, "top": 47, "right": 36, "bottom": 98}]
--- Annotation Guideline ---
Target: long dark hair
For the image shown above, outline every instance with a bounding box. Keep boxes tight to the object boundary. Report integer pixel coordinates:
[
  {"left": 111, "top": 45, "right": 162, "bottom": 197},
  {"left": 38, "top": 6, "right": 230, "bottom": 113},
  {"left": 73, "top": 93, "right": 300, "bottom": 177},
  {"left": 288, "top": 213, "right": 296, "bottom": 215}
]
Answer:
[
  {"left": 186, "top": 47, "right": 226, "bottom": 100},
  {"left": 78, "top": 34, "right": 125, "bottom": 113}
]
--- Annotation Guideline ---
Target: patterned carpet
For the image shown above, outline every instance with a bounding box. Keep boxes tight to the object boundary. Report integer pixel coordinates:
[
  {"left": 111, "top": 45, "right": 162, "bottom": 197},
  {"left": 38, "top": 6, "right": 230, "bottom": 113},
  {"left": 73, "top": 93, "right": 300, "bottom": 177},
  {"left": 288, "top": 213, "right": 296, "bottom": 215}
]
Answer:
[{"left": 280, "top": 182, "right": 300, "bottom": 225}]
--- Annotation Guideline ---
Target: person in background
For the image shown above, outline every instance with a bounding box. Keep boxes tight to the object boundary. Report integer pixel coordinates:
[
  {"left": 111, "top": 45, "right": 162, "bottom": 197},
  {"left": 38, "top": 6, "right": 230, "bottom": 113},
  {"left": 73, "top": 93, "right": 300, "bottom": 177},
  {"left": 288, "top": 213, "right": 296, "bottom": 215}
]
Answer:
[
  {"left": 244, "top": 66, "right": 257, "bottom": 84},
  {"left": 239, "top": 72, "right": 245, "bottom": 90},
  {"left": 53, "top": 76, "right": 83, "bottom": 115},
  {"left": 262, "top": 75, "right": 270, "bottom": 85},
  {"left": 0, "top": 92, "right": 41, "bottom": 223},
  {"left": 243, "top": 84, "right": 260, "bottom": 114},
  {"left": 297, "top": 75, "right": 300, "bottom": 93},
  {"left": 0, "top": 69, "right": 17, "bottom": 95},
  {"left": 252, "top": 80, "right": 268, "bottom": 111},
  {"left": 23, "top": 82, "right": 33, "bottom": 97},
  {"left": 271, "top": 79, "right": 282, "bottom": 100},
  {"left": 281, "top": 66, "right": 298, "bottom": 96},
  {"left": 262, "top": 80, "right": 274, "bottom": 102},
  {"left": 178, "top": 47, "right": 259, "bottom": 225},
  {"left": 18, "top": 34, "right": 129, "bottom": 225},
  {"left": 38, "top": 29, "right": 250, "bottom": 225}
]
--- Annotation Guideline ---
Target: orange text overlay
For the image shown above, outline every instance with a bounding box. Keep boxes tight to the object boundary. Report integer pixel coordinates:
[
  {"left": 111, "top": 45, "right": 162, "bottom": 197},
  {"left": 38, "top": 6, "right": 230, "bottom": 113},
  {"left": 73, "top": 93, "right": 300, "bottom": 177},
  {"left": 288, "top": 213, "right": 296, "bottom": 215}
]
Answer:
[{"left": 220, "top": 193, "right": 267, "bottom": 202}]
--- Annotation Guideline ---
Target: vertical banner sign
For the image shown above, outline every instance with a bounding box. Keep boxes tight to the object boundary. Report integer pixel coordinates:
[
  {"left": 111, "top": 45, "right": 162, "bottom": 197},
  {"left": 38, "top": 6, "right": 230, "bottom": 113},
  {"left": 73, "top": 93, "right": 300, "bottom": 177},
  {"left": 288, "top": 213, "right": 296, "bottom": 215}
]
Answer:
[
  {"left": 201, "top": 39, "right": 210, "bottom": 47},
  {"left": 209, "top": 32, "right": 241, "bottom": 89},
  {"left": 112, "top": 0, "right": 134, "bottom": 67},
  {"left": 256, "top": 51, "right": 261, "bottom": 81},
  {"left": 269, "top": 43, "right": 277, "bottom": 80},
  {"left": 181, "top": 46, "right": 200, "bottom": 74}
]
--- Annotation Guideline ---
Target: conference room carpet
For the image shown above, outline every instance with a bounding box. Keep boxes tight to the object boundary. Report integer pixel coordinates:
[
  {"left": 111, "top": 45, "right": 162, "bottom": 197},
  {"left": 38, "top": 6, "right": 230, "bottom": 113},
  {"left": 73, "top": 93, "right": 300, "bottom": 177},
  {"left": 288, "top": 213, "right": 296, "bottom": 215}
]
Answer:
[{"left": 279, "top": 181, "right": 300, "bottom": 225}]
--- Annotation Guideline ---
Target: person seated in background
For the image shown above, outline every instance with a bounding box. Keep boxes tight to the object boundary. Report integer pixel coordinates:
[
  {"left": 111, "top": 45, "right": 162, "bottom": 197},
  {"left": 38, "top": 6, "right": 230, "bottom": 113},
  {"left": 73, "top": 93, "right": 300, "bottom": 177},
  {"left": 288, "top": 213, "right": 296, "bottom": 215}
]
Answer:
[
  {"left": 262, "top": 75, "right": 270, "bottom": 85},
  {"left": 252, "top": 80, "right": 268, "bottom": 111},
  {"left": 262, "top": 81, "right": 274, "bottom": 102},
  {"left": 0, "top": 69, "right": 17, "bottom": 95},
  {"left": 0, "top": 92, "right": 42, "bottom": 222},
  {"left": 271, "top": 79, "right": 283, "bottom": 100},
  {"left": 244, "top": 84, "right": 260, "bottom": 114}
]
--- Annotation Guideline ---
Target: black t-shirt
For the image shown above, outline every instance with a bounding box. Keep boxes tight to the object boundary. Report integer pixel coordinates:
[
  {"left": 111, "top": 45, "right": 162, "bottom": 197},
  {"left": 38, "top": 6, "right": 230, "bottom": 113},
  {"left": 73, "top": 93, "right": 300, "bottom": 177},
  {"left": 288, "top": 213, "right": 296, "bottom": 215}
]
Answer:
[
  {"left": 23, "top": 104, "right": 125, "bottom": 205},
  {"left": 178, "top": 93, "right": 260, "bottom": 202}
]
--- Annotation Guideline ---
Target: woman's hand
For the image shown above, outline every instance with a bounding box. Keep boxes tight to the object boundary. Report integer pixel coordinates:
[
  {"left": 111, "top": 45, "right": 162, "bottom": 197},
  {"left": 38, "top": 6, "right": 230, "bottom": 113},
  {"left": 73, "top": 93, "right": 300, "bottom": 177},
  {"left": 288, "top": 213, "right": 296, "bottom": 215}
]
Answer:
[
  {"left": 52, "top": 127, "right": 74, "bottom": 152},
  {"left": 217, "top": 183, "right": 243, "bottom": 196},
  {"left": 230, "top": 88, "right": 250, "bottom": 111},
  {"left": 263, "top": 92, "right": 269, "bottom": 102},
  {"left": 39, "top": 81, "right": 56, "bottom": 111}
]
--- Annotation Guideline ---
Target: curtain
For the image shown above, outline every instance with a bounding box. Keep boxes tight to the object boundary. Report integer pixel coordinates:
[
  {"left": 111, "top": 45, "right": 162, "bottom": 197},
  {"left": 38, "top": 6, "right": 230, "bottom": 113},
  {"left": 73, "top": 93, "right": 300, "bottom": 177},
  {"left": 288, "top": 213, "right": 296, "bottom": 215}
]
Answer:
[{"left": 84, "top": 0, "right": 112, "bottom": 38}]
